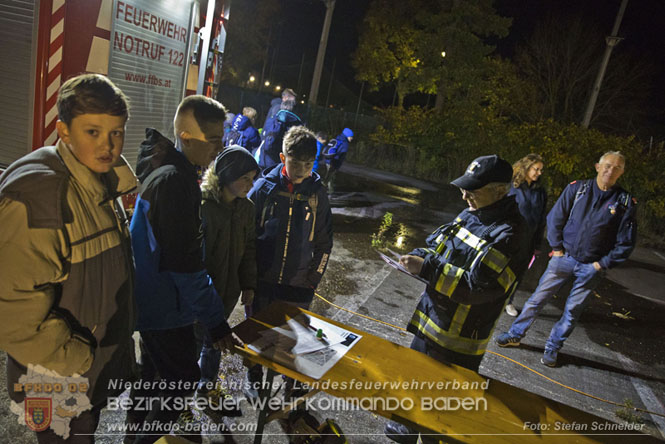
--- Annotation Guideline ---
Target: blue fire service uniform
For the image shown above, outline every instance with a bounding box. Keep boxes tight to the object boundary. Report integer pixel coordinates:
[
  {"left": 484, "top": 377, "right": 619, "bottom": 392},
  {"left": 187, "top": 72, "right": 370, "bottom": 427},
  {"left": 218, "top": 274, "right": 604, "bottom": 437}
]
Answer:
[
  {"left": 508, "top": 182, "right": 547, "bottom": 251},
  {"left": 248, "top": 164, "right": 333, "bottom": 308},
  {"left": 407, "top": 195, "right": 530, "bottom": 371},
  {"left": 507, "top": 179, "right": 637, "bottom": 352},
  {"left": 548, "top": 179, "right": 636, "bottom": 269}
]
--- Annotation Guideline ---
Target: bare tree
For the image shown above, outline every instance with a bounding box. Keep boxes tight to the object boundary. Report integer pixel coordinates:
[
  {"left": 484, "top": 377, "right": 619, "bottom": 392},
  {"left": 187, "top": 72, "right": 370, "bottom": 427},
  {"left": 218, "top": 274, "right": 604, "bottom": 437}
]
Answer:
[{"left": 515, "top": 14, "right": 655, "bottom": 133}]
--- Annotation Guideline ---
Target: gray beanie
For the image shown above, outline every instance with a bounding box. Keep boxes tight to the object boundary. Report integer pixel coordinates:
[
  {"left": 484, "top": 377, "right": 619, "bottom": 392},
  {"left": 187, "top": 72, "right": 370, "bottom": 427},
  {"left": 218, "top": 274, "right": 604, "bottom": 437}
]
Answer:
[{"left": 214, "top": 145, "right": 260, "bottom": 186}]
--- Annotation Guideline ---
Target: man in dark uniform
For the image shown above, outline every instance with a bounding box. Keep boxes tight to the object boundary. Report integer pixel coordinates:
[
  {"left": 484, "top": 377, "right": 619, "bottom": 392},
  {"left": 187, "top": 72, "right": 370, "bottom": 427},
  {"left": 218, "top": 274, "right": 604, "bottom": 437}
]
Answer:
[
  {"left": 496, "top": 151, "right": 637, "bottom": 367},
  {"left": 385, "top": 155, "right": 531, "bottom": 444}
]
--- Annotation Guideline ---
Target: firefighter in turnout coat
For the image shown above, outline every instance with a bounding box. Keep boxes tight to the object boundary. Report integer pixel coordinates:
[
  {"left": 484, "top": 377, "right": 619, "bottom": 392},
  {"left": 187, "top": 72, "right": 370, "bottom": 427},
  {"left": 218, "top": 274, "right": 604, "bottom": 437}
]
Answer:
[{"left": 385, "top": 155, "right": 531, "bottom": 443}]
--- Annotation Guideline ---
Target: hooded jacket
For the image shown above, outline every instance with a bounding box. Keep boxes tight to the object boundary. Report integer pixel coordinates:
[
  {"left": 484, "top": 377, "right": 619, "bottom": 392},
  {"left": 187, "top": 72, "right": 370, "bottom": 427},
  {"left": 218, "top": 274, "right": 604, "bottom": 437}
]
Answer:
[
  {"left": 265, "top": 97, "right": 283, "bottom": 123},
  {"left": 259, "top": 110, "right": 303, "bottom": 170},
  {"left": 130, "top": 128, "right": 230, "bottom": 339},
  {"left": 201, "top": 151, "right": 258, "bottom": 318},
  {"left": 0, "top": 141, "right": 138, "bottom": 406},
  {"left": 326, "top": 133, "right": 350, "bottom": 170},
  {"left": 248, "top": 164, "right": 333, "bottom": 290},
  {"left": 225, "top": 114, "right": 261, "bottom": 152}
]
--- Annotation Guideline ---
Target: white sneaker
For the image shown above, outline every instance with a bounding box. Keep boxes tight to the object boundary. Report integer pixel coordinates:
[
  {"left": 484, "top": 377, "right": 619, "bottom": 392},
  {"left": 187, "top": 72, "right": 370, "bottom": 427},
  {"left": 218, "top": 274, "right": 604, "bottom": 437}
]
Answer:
[{"left": 505, "top": 304, "right": 518, "bottom": 317}]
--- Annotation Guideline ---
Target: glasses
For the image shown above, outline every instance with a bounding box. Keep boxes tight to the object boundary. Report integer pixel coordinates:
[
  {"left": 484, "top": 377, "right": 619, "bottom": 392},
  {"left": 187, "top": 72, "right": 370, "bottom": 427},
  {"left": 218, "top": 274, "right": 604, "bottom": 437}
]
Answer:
[{"left": 460, "top": 188, "right": 488, "bottom": 197}]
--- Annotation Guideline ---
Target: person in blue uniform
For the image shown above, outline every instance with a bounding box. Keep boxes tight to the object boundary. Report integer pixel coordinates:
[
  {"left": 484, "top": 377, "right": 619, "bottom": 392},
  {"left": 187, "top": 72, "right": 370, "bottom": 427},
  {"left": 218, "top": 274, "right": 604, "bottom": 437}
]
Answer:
[
  {"left": 496, "top": 151, "right": 637, "bottom": 367},
  {"left": 324, "top": 128, "right": 353, "bottom": 192},
  {"left": 504, "top": 153, "right": 547, "bottom": 316},
  {"left": 385, "top": 155, "right": 531, "bottom": 444}
]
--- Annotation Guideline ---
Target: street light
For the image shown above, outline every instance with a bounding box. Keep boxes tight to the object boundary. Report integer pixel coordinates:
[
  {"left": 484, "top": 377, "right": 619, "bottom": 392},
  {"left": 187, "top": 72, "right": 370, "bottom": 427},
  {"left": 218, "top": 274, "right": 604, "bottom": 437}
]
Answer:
[
  {"left": 275, "top": 85, "right": 281, "bottom": 91},
  {"left": 441, "top": 51, "right": 446, "bottom": 58},
  {"left": 264, "top": 80, "right": 270, "bottom": 87},
  {"left": 249, "top": 75, "right": 255, "bottom": 83}
]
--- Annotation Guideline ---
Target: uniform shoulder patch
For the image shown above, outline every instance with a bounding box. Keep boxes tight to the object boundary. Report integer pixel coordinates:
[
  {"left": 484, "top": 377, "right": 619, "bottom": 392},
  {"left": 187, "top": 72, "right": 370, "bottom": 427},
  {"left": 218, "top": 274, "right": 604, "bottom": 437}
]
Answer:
[
  {"left": 631, "top": 197, "right": 638, "bottom": 205},
  {"left": 569, "top": 180, "right": 577, "bottom": 184}
]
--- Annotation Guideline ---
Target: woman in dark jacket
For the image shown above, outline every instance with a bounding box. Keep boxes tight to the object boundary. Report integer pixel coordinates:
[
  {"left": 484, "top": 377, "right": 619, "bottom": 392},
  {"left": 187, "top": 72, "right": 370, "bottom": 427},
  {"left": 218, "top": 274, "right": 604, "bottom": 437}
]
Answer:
[{"left": 505, "top": 153, "right": 547, "bottom": 316}]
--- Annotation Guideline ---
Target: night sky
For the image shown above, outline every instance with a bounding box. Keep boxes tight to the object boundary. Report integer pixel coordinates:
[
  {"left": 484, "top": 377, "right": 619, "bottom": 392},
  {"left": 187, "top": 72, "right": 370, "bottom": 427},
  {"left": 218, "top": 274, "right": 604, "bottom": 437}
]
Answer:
[{"left": 255, "top": 0, "right": 664, "bottom": 131}]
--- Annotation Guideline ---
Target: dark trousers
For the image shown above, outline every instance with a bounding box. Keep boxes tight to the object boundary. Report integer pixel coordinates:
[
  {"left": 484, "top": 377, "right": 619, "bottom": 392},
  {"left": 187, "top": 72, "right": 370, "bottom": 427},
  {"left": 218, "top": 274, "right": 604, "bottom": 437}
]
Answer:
[
  {"left": 410, "top": 335, "right": 483, "bottom": 372},
  {"left": 252, "top": 281, "right": 314, "bottom": 315},
  {"left": 125, "top": 325, "right": 200, "bottom": 444},
  {"left": 193, "top": 322, "right": 221, "bottom": 392}
]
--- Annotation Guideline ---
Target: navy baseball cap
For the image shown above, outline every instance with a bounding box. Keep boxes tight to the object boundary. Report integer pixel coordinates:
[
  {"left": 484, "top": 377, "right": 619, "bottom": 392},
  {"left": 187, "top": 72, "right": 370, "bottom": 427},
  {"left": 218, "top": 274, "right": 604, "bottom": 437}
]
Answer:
[{"left": 450, "top": 155, "right": 513, "bottom": 190}]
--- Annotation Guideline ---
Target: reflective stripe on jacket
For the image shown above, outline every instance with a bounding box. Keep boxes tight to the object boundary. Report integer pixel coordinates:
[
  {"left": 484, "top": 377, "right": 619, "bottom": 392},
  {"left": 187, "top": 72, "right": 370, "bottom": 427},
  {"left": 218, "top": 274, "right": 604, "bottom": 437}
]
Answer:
[{"left": 407, "top": 195, "right": 530, "bottom": 366}]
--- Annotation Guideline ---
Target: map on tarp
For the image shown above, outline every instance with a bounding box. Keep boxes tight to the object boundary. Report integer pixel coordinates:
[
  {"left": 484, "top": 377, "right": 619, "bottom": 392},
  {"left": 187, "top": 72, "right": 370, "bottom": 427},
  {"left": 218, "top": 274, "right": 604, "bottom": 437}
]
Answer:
[{"left": 247, "top": 314, "right": 362, "bottom": 379}]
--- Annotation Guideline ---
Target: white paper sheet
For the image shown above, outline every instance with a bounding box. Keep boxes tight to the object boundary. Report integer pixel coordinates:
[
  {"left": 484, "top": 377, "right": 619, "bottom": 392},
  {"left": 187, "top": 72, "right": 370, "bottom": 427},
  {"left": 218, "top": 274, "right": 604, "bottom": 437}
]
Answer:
[{"left": 247, "top": 313, "right": 362, "bottom": 379}]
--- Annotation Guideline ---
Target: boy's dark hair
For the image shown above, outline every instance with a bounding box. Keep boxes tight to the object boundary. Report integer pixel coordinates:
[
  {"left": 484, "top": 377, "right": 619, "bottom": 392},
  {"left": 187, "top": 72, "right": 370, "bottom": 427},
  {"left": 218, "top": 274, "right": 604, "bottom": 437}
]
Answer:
[
  {"left": 57, "top": 74, "right": 129, "bottom": 125},
  {"left": 283, "top": 126, "right": 317, "bottom": 160},
  {"left": 175, "top": 95, "right": 227, "bottom": 131}
]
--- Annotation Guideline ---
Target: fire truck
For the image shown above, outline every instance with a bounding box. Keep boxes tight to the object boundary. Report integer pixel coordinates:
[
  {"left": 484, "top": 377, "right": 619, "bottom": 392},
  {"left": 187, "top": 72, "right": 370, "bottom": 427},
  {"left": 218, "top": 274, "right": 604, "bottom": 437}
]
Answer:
[{"left": 0, "top": 0, "right": 229, "bottom": 173}]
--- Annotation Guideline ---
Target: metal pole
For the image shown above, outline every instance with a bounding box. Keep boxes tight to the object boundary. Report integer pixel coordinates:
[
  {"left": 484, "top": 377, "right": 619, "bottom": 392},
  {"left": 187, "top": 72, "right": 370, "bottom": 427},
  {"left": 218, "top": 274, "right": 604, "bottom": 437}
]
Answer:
[
  {"left": 212, "top": 1, "right": 232, "bottom": 99},
  {"left": 296, "top": 52, "right": 305, "bottom": 95},
  {"left": 308, "top": 0, "right": 336, "bottom": 105},
  {"left": 259, "top": 24, "right": 273, "bottom": 92},
  {"left": 268, "top": 22, "right": 282, "bottom": 84},
  {"left": 196, "top": 0, "right": 216, "bottom": 95},
  {"left": 354, "top": 81, "right": 365, "bottom": 126},
  {"left": 325, "top": 57, "right": 336, "bottom": 108},
  {"left": 581, "top": 0, "right": 628, "bottom": 128},
  {"left": 182, "top": 2, "right": 199, "bottom": 98}
]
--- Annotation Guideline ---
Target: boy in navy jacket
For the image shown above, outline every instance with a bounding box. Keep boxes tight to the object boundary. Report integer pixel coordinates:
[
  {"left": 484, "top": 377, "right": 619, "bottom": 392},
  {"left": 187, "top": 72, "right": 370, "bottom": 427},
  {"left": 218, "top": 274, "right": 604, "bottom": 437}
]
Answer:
[
  {"left": 245, "top": 126, "right": 333, "bottom": 394},
  {"left": 249, "top": 126, "right": 333, "bottom": 308}
]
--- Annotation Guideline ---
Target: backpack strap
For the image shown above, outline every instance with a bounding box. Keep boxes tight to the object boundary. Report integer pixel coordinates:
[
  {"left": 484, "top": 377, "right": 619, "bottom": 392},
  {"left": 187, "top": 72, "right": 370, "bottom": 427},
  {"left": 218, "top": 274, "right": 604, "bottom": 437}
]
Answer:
[
  {"left": 618, "top": 192, "right": 631, "bottom": 208},
  {"left": 570, "top": 179, "right": 591, "bottom": 217},
  {"left": 275, "top": 109, "right": 302, "bottom": 124}
]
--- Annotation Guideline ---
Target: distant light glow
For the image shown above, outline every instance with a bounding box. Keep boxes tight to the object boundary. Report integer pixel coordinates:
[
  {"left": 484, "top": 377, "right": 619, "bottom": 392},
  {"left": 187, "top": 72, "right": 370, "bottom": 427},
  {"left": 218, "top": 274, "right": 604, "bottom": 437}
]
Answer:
[
  {"left": 395, "top": 236, "right": 405, "bottom": 249},
  {"left": 249, "top": 75, "right": 255, "bottom": 82},
  {"left": 441, "top": 51, "right": 446, "bottom": 58},
  {"left": 275, "top": 85, "right": 281, "bottom": 91},
  {"left": 264, "top": 80, "right": 270, "bottom": 86}
]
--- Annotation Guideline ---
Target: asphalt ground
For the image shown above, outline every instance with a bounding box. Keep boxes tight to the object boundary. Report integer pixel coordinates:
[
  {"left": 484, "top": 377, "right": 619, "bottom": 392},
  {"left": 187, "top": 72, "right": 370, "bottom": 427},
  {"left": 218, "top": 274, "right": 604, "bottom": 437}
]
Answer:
[{"left": 2, "top": 163, "right": 663, "bottom": 443}]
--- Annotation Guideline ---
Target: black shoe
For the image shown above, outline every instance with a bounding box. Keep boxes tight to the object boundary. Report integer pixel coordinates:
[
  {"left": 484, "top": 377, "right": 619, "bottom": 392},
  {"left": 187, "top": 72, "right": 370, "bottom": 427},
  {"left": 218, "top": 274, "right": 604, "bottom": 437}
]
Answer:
[
  {"left": 243, "top": 366, "right": 264, "bottom": 399},
  {"left": 384, "top": 420, "right": 418, "bottom": 444}
]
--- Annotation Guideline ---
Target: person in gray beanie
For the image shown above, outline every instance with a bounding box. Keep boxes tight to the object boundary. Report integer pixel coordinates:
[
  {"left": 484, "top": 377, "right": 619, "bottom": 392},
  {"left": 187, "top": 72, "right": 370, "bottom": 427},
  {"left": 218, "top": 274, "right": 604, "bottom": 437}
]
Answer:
[{"left": 190, "top": 145, "right": 260, "bottom": 420}]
